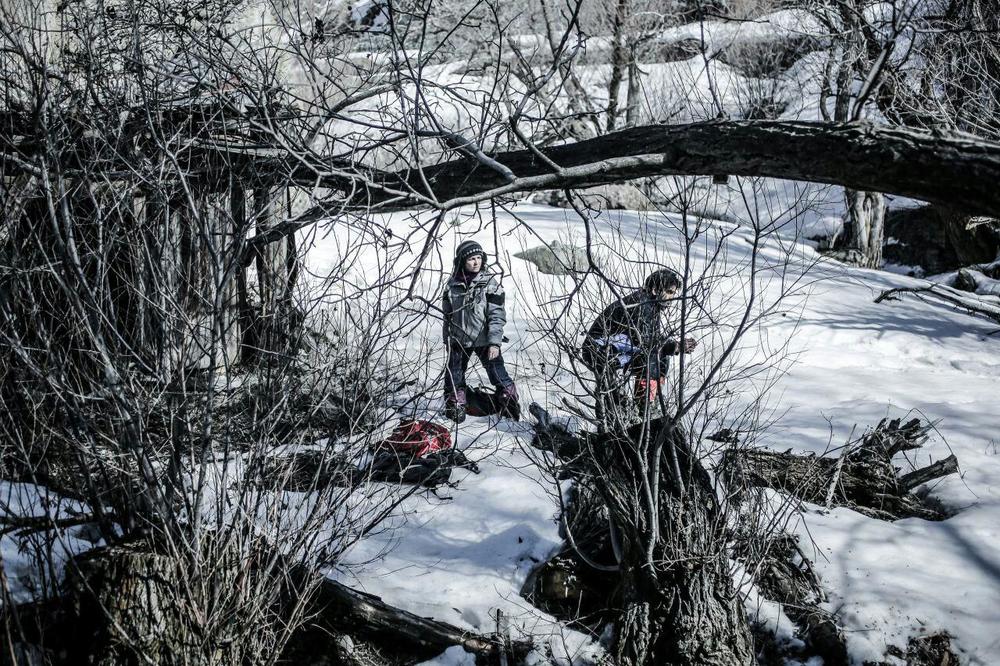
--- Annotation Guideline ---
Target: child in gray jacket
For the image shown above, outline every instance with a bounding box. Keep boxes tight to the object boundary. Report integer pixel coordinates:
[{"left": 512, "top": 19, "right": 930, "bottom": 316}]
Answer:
[{"left": 442, "top": 240, "right": 519, "bottom": 422}]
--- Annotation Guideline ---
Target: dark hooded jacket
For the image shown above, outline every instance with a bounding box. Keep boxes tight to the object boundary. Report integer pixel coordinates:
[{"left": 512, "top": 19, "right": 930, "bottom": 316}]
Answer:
[{"left": 585, "top": 289, "right": 682, "bottom": 369}]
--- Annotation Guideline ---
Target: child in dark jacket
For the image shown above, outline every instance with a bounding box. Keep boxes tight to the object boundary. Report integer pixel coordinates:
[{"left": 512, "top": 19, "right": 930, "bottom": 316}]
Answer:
[
  {"left": 582, "top": 268, "right": 696, "bottom": 412},
  {"left": 442, "top": 240, "right": 519, "bottom": 423}
]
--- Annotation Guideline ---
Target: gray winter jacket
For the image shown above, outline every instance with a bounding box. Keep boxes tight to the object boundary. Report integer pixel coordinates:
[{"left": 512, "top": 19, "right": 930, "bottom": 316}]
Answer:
[{"left": 442, "top": 270, "right": 506, "bottom": 348}]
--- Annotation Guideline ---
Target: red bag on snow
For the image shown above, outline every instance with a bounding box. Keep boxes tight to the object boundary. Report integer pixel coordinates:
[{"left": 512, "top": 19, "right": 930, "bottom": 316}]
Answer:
[{"left": 379, "top": 419, "right": 452, "bottom": 458}]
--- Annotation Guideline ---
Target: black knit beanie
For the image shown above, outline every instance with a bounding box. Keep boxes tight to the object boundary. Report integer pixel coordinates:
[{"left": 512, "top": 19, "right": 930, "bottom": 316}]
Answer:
[{"left": 454, "top": 240, "right": 487, "bottom": 267}]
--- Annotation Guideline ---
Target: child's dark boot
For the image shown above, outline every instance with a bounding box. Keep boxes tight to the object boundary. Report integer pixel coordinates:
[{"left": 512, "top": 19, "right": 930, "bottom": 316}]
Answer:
[
  {"left": 498, "top": 384, "right": 521, "bottom": 420},
  {"left": 445, "top": 388, "right": 467, "bottom": 423}
]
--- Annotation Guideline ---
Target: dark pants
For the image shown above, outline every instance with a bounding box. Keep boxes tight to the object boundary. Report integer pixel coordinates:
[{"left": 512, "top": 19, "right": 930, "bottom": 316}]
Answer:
[{"left": 444, "top": 344, "right": 514, "bottom": 400}]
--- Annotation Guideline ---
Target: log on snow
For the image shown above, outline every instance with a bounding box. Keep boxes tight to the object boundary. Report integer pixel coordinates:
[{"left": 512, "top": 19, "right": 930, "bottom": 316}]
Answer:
[
  {"left": 721, "top": 418, "right": 958, "bottom": 520},
  {"left": 308, "top": 577, "right": 504, "bottom": 659},
  {"left": 246, "top": 120, "right": 1000, "bottom": 251},
  {"left": 898, "top": 454, "right": 959, "bottom": 493},
  {"left": 338, "top": 121, "right": 1000, "bottom": 216}
]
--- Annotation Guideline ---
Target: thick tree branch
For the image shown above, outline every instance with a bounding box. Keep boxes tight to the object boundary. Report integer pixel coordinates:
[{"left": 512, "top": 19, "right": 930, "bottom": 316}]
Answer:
[
  {"left": 270, "top": 120, "right": 1000, "bottom": 239},
  {"left": 393, "top": 120, "right": 1000, "bottom": 214},
  {"left": 898, "top": 454, "right": 959, "bottom": 493},
  {"left": 875, "top": 283, "right": 1000, "bottom": 326},
  {"left": 9, "top": 115, "right": 1000, "bottom": 249}
]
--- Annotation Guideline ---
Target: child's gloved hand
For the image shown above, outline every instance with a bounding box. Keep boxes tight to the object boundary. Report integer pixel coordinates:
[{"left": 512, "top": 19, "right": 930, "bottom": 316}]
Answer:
[{"left": 487, "top": 345, "right": 500, "bottom": 360}]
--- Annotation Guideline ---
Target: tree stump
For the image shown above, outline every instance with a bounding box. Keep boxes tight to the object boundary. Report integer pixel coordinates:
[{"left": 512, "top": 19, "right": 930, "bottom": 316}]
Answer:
[
  {"left": 66, "top": 540, "right": 279, "bottom": 666},
  {"left": 528, "top": 406, "right": 755, "bottom": 666}
]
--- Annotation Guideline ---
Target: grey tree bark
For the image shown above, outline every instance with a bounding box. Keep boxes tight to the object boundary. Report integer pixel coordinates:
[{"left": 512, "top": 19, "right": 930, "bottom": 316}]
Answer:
[
  {"left": 261, "top": 120, "right": 1000, "bottom": 233},
  {"left": 625, "top": 44, "right": 642, "bottom": 128},
  {"left": 597, "top": 421, "right": 754, "bottom": 666},
  {"left": 251, "top": 185, "right": 297, "bottom": 360},
  {"left": 833, "top": 0, "right": 886, "bottom": 268},
  {"left": 845, "top": 188, "right": 886, "bottom": 268},
  {"left": 606, "top": 0, "right": 630, "bottom": 132}
]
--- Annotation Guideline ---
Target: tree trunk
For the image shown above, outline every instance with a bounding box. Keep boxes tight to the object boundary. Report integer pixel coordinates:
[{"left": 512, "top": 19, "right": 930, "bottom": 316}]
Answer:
[
  {"left": 625, "top": 45, "right": 642, "bottom": 128},
  {"left": 11, "top": 542, "right": 514, "bottom": 666},
  {"left": 605, "top": 421, "right": 754, "bottom": 666},
  {"left": 616, "top": 566, "right": 656, "bottom": 666},
  {"left": 529, "top": 408, "right": 753, "bottom": 666},
  {"left": 613, "top": 504, "right": 754, "bottom": 665},
  {"left": 614, "top": 534, "right": 755, "bottom": 666},
  {"left": 828, "top": 8, "right": 887, "bottom": 269},
  {"left": 67, "top": 543, "right": 277, "bottom": 666},
  {"left": 233, "top": 185, "right": 257, "bottom": 364},
  {"left": 177, "top": 187, "right": 242, "bottom": 370},
  {"left": 845, "top": 189, "right": 886, "bottom": 267},
  {"left": 267, "top": 121, "right": 1000, "bottom": 226},
  {"left": 606, "top": 0, "right": 629, "bottom": 132},
  {"left": 251, "top": 186, "right": 298, "bottom": 361},
  {"left": 143, "top": 195, "right": 186, "bottom": 380}
]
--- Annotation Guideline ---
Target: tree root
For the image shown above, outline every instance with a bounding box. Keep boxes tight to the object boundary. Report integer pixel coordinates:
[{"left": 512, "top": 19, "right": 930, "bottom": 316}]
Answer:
[{"left": 720, "top": 417, "right": 958, "bottom": 521}]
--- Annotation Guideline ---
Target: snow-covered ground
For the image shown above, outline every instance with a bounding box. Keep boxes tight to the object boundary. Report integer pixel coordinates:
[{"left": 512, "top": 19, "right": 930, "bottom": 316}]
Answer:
[
  {"left": 306, "top": 202, "right": 1000, "bottom": 665},
  {"left": 2, "top": 198, "right": 996, "bottom": 664},
  {"left": 5, "top": 4, "right": 995, "bottom": 664},
  {"left": 0, "top": 483, "right": 102, "bottom": 604}
]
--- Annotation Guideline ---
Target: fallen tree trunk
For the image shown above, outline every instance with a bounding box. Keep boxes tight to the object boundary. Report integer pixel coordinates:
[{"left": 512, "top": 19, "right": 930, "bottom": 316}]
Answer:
[
  {"left": 11, "top": 114, "right": 1000, "bottom": 248},
  {"left": 306, "top": 577, "right": 506, "bottom": 660},
  {"left": 391, "top": 121, "right": 1000, "bottom": 214},
  {"left": 721, "top": 417, "right": 958, "bottom": 521},
  {"left": 4, "top": 542, "right": 508, "bottom": 666},
  {"left": 234, "top": 120, "right": 1000, "bottom": 255}
]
